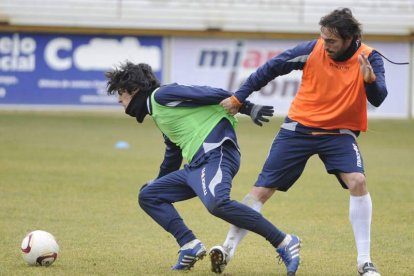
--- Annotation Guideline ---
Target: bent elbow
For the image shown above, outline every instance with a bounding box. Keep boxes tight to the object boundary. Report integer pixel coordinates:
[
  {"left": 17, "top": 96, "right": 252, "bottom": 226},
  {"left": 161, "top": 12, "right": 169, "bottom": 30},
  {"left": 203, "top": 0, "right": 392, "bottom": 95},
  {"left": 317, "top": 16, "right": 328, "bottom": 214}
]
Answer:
[
  {"left": 371, "top": 100, "right": 382, "bottom": 108},
  {"left": 368, "top": 89, "right": 387, "bottom": 108}
]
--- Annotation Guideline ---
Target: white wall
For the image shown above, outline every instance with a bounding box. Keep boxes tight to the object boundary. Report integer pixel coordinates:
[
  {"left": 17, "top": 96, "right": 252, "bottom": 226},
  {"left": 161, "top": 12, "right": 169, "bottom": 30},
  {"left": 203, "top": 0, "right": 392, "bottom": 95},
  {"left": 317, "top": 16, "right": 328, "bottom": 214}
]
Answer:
[{"left": 0, "top": 0, "right": 413, "bottom": 35}]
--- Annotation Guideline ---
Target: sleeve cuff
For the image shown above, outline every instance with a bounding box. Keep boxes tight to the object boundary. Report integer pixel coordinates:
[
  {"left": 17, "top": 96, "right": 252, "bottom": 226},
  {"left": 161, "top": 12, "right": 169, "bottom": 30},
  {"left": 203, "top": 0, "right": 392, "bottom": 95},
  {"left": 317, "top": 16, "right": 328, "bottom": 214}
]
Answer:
[{"left": 230, "top": 95, "right": 242, "bottom": 108}]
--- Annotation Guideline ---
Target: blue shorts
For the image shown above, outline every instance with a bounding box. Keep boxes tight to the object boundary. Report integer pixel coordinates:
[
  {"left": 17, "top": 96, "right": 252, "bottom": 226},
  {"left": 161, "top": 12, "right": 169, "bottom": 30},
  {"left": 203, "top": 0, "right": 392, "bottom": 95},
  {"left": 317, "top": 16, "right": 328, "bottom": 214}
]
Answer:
[{"left": 255, "top": 128, "right": 364, "bottom": 191}]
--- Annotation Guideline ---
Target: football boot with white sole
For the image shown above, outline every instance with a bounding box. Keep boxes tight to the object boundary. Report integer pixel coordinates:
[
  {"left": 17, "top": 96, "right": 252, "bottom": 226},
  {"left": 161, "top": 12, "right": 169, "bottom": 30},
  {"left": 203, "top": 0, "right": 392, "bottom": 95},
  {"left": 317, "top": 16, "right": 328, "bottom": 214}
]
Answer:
[
  {"left": 358, "top": 262, "right": 381, "bottom": 276},
  {"left": 276, "top": 235, "right": 301, "bottom": 276},
  {"left": 209, "top": 245, "right": 230, "bottom": 274},
  {"left": 171, "top": 240, "right": 206, "bottom": 270}
]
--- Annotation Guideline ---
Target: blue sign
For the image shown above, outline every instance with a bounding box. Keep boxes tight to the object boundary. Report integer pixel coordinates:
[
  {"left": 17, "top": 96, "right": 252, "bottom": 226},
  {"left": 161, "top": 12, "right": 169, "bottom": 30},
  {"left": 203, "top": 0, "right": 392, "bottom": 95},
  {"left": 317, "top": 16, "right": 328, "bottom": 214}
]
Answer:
[{"left": 0, "top": 33, "right": 163, "bottom": 106}]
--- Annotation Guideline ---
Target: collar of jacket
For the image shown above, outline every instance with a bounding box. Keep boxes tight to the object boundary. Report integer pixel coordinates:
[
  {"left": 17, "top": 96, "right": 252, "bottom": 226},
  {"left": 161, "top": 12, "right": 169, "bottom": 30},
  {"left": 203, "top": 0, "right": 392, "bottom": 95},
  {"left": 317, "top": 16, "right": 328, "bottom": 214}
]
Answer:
[
  {"left": 334, "top": 39, "right": 361, "bottom": 62},
  {"left": 125, "top": 90, "right": 151, "bottom": 123}
]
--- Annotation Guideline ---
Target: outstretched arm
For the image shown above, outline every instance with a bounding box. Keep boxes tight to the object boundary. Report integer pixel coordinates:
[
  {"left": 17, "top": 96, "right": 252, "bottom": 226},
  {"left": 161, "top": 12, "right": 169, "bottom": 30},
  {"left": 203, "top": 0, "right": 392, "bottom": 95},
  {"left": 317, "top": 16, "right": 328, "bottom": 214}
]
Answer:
[
  {"left": 221, "top": 40, "right": 317, "bottom": 114},
  {"left": 234, "top": 40, "right": 316, "bottom": 103},
  {"left": 154, "top": 83, "right": 232, "bottom": 107}
]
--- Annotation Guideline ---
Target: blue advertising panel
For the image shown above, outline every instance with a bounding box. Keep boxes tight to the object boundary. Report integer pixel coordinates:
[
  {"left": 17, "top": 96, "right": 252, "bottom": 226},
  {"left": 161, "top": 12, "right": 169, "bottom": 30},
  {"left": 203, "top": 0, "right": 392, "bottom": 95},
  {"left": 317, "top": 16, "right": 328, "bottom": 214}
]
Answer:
[{"left": 0, "top": 33, "right": 163, "bottom": 107}]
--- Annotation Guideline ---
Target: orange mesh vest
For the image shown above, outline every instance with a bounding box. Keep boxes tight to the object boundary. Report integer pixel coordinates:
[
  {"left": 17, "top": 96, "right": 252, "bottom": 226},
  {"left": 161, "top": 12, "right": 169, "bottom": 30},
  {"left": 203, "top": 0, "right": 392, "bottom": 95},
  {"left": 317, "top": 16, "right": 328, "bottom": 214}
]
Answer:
[{"left": 288, "top": 39, "right": 373, "bottom": 131}]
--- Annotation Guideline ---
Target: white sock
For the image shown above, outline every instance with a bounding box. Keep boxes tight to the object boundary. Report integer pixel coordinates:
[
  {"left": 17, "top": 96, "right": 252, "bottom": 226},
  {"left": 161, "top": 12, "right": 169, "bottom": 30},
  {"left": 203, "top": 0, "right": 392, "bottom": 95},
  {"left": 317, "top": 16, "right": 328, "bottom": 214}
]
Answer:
[
  {"left": 349, "top": 193, "right": 372, "bottom": 266},
  {"left": 223, "top": 194, "right": 263, "bottom": 258},
  {"left": 181, "top": 239, "right": 201, "bottom": 250},
  {"left": 277, "top": 234, "right": 292, "bottom": 249}
]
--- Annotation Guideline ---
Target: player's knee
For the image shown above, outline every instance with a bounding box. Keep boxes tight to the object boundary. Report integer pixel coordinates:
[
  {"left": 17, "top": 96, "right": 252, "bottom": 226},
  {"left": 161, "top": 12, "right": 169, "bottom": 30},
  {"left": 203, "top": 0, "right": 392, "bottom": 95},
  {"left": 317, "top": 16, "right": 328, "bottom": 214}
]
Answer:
[
  {"left": 352, "top": 173, "right": 366, "bottom": 186},
  {"left": 138, "top": 185, "right": 153, "bottom": 210},
  {"left": 348, "top": 173, "right": 367, "bottom": 194}
]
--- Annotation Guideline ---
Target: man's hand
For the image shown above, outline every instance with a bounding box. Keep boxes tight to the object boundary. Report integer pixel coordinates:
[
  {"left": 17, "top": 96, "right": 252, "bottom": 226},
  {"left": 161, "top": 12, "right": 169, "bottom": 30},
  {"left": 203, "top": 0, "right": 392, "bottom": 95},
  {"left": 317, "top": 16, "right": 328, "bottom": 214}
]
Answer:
[
  {"left": 220, "top": 96, "right": 242, "bottom": 115},
  {"left": 240, "top": 103, "right": 274, "bottom": 126},
  {"left": 358, "top": 51, "right": 376, "bottom": 83}
]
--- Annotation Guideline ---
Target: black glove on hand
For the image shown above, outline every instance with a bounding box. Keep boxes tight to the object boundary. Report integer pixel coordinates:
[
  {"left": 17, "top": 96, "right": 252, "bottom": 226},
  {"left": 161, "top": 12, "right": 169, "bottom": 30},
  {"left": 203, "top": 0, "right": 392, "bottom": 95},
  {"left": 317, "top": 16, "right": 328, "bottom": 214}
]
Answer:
[{"left": 240, "top": 102, "right": 274, "bottom": 126}]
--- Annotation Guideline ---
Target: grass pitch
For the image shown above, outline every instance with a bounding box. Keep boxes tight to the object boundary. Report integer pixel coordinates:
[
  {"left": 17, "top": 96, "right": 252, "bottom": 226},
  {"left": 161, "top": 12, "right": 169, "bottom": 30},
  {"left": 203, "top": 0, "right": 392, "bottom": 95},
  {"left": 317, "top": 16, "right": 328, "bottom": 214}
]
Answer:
[{"left": 0, "top": 111, "right": 413, "bottom": 275}]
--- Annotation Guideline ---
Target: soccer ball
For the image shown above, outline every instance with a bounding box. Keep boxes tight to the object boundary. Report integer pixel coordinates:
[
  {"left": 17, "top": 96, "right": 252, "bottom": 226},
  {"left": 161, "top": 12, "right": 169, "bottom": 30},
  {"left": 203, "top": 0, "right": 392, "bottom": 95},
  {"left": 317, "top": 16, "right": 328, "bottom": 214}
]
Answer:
[{"left": 21, "top": 230, "right": 59, "bottom": 266}]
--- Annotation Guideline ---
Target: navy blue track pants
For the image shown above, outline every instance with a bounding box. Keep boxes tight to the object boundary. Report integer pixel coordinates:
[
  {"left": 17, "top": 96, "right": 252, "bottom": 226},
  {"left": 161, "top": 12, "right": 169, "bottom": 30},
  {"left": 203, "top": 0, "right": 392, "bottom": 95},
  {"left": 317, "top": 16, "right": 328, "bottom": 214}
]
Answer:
[{"left": 138, "top": 141, "right": 285, "bottom": 247}]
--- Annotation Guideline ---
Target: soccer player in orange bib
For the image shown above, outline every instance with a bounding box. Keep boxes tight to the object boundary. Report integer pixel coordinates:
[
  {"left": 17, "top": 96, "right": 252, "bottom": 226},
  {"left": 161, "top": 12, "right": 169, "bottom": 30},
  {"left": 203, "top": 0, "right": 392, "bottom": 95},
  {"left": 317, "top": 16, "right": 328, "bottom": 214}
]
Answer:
[{"left": 210, "top": 8, "right": 386, "bottom": 276}]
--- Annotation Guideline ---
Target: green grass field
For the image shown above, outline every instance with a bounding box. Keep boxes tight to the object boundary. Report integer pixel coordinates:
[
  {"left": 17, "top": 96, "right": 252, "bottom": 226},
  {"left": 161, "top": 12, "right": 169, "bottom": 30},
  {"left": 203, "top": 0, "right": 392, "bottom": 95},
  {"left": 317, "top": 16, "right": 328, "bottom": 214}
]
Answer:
[{"left": 0, "top": 111, "right": 413, "bottom": 275}]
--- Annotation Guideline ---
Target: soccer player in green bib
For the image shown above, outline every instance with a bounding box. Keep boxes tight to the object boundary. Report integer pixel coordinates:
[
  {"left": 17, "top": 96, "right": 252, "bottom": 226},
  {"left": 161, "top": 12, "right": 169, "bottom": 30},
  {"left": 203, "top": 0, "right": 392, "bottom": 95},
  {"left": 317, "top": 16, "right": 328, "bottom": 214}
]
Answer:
[{"left": 106, "top": 62, "right": 301, "bottom": 275}]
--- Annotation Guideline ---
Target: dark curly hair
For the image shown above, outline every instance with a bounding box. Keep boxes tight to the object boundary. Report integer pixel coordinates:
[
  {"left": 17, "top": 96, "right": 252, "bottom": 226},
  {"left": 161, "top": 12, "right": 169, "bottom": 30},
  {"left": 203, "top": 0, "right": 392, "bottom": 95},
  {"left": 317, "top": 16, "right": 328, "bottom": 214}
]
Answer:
[
  {"left": 319, "top": 8, "right": 362, "bottom": 40},
  {"left": 105, "top": 62, "right": 160, "bottom": 95}
]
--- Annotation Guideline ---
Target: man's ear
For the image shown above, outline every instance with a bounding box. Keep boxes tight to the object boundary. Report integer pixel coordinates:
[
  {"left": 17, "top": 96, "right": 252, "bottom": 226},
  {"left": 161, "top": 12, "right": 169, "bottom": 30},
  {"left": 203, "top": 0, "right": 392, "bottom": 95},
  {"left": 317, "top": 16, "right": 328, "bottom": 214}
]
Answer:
[{"left": 344, "top": 37, "right": 353, "bottom": 48}]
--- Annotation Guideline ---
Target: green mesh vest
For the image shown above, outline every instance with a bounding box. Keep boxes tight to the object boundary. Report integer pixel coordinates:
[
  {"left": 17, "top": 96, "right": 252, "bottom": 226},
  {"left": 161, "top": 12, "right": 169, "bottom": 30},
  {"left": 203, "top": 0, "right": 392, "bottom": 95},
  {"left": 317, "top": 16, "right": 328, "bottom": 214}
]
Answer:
[{"left": 150, "top": 91, "right": 237, "bottom": 162}]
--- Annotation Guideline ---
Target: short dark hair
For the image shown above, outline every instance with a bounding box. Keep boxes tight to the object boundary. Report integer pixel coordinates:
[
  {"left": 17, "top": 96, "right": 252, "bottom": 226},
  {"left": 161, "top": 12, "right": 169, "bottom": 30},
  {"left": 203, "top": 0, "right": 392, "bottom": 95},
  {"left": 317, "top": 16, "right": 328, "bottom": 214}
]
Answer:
[
  {"left": 319, "top": 8, "right": 362, "bottom": 40},
  {"left": 105, "top": 62, "right": 160, "bottom": 95}
]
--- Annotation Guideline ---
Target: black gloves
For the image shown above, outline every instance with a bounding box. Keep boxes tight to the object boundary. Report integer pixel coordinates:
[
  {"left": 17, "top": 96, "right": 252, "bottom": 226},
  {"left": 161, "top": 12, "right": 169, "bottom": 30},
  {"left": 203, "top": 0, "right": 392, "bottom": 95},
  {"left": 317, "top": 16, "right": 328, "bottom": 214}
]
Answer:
[{"left": 239, "top": 102, "right": 274, "bottom": 126}]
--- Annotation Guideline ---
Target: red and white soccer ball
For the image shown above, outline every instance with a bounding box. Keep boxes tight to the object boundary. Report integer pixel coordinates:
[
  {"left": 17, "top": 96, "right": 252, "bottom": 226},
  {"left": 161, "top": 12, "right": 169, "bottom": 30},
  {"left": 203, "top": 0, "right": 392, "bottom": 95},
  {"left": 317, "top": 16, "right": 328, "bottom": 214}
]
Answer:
[{"left": 21, "top": 230, "right": 59, "bottom": 266}]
